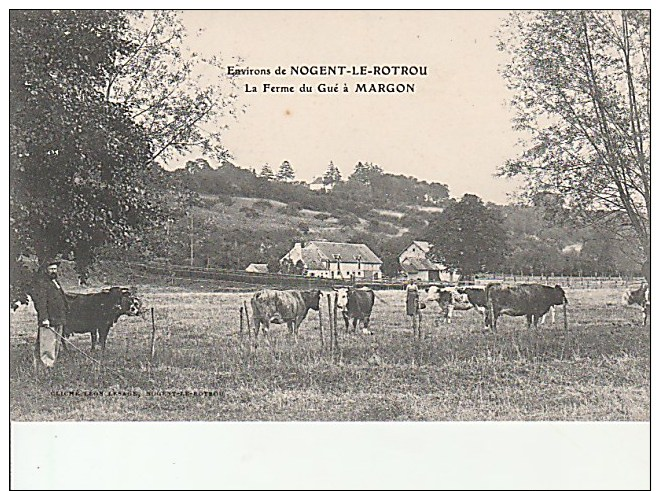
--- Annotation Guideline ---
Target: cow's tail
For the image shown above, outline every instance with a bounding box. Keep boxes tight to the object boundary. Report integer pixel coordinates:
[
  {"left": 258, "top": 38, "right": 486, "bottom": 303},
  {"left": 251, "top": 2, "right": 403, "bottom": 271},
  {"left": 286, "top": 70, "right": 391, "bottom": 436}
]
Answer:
[{"left": 372, "top": 292, "right": 388, "bottom": 305}]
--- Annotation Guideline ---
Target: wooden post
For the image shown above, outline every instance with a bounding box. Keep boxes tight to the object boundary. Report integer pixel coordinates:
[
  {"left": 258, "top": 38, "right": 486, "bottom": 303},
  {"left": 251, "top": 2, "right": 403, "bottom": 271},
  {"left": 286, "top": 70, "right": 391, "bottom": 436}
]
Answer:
[
  {"left": 243, "top": 301, "right": 251, "bottom": 341},
  {"left": 319, "top": 308, "right": 324, "bottom": 351},
  {"left": 149, "top": 307, "right": 157, "bottom": 362},
  {"left": 327, "top": 294, "right": 334, "bottom": 356},
  {"left": 333, "top": 293, "right": 339, "bottom": 352},
  {"left": 239, "top": 306, "right": 244, "bottom": 337}
]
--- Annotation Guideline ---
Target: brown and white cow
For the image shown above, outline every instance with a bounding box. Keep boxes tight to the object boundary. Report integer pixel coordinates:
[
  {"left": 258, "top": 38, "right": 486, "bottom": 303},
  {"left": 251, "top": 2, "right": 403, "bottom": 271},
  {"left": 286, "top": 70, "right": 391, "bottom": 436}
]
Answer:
[
  {"left": 334, "top": 287, "right": 375, "bottom": 334},
  {"left": 623, "top": 284, "right": 650, "bottom": 325},
  {"left": 250, "top": 289, "right": 322, "bottom": 344},
  {"left": 425, "top": 285, "right": 475, "bottom": 324},
  {"left": 485, "top": 283, "right": 568, "bottom": 332}
]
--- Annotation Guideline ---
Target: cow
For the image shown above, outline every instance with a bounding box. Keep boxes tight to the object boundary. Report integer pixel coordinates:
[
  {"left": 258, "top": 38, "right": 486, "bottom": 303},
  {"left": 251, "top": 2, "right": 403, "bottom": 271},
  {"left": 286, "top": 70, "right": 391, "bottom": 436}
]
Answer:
[
  {"left": 485, "top": 283, "right": 568, "bottom": 332},
  {"left": 63, "top": 287, "right": 142, "bottom": 350},
  {"left": 334, "top": 287, "right": 375, "bottom": 335},
  {"left": 425, "top": 285, "right": 482, "bottom": 324},
  {"left": 250, "top": 289, "right": 322, "bottom": 344},
  {"left": 623, "top": 284, "right": 648, "bottom": 307},
  {"left": 623, "top": 284, "right": 650, "bottom": 325},
  {"left": 456, "top": 286, "right": 488, "bottom": 315}
]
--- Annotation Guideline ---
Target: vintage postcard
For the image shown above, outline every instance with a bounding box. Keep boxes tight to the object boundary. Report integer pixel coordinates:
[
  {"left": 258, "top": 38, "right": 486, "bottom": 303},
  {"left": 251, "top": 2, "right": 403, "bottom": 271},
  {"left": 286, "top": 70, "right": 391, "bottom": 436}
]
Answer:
[{"left": 9, "top": 9, "right": 651, "bottom": 489}]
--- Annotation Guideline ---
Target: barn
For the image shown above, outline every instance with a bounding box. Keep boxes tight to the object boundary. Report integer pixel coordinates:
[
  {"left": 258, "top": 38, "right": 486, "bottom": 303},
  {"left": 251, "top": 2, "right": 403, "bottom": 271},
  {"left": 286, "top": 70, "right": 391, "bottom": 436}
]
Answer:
[
  {"left": 280, "top": 241, "right": 383, "bottom": 280},
  {"left": 398, "top": 240, "right": 457, "bottom": 282}
]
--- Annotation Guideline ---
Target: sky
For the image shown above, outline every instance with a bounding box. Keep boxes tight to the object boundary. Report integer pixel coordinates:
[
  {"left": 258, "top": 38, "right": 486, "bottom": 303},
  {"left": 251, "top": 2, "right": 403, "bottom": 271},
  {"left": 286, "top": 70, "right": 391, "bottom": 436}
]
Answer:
[{"left": 177, "top": 10, "right": 523, "bottom": 204}]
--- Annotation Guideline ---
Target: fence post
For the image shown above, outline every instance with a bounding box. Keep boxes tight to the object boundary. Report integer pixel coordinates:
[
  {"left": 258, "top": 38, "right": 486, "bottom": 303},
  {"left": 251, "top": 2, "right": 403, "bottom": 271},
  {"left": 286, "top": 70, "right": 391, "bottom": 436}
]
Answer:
[
  {"left": 319, "top": 307, "right": 324, "bottom": 351},
  {"left": 149, "top": 307, "right": 157, "bottom": 363},
  {"left": 243, "top": 300, "right": 251, "bottom": 342},
  {"left": 239, "top": 306, "right": 244, "bottom": 338},
  {"left": 327, "top": 294, "right": 334, "bottom": 357},
  {"left": 332, "top": 293, "right": 340, "bottom": 355}
]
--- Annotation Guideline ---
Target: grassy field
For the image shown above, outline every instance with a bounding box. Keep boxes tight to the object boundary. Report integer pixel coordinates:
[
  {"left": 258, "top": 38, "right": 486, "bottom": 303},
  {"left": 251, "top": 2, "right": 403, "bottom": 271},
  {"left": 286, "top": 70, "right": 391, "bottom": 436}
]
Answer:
[{"left": 10, "top": 286, "right": 650, "bottom": 421}]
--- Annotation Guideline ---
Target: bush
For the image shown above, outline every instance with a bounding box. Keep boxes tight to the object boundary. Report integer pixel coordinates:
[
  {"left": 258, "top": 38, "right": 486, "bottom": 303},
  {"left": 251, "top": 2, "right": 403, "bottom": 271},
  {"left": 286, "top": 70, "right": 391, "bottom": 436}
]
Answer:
[
  {"left": 216, "top": 194, "right": 234, "bottom": 206},
  {"left": 240, "top": 206, "right": 260, "bottom": 219},
  {"left": 337, "top": 214, "right": 360, "bottom": 227},
  {"left": 254, "top": 199, "right": 273, "bottom": 210}
]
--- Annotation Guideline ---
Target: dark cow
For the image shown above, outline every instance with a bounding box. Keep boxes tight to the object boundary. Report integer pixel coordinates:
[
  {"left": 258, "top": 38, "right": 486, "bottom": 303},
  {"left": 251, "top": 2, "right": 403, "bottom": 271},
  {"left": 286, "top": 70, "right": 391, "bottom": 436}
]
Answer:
[
  {"left": 623, "top": 284, "right": 650, "bottom": 325},
  {"left": 485, "top": 283, "right": 568, "bottom": 332},
  {"left": 64, "top": 287, "right": 142, "bottom": 350},
  {"left": 334, "top": 287, "right": 375, "bottom": 334},
  {"left": 250, "top": 289, "right": 322, "bottom": 344},
  {"left": 456, "top": 285, "right": 555, "bottom": 326}
]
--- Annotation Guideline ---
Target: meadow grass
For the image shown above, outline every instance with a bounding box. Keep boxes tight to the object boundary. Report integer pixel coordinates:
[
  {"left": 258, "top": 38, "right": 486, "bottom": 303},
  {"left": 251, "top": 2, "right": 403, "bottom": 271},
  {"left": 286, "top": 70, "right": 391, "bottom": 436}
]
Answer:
[{"left": 10, "top": 287, "right": 649, "bottom": 421}]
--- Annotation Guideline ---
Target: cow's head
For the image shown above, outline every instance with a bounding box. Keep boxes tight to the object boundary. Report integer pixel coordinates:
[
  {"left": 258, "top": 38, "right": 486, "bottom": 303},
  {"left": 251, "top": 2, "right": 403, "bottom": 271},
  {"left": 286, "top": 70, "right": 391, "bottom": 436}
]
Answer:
[
  {"left": 302, "top": 289, "right": 322, "bottom": 311},
  {"left": 333, "top": 287, "right": 350, "bottom": 310},
  {"left": 622, "top": 284, "right": 648, "bottom": 306},
  {"left": 552, "top": 285, "right": 568, "bottom": 305},
  {"left": 102, "top": 287, "right": 142, "bottom": 316}
]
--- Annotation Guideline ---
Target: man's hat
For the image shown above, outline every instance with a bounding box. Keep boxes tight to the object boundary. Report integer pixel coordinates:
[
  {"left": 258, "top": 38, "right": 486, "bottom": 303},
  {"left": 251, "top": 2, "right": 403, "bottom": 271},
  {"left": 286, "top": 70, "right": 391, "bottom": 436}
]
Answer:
[{"left": 40, "top": 258, "right": 61, "bottom": 271}]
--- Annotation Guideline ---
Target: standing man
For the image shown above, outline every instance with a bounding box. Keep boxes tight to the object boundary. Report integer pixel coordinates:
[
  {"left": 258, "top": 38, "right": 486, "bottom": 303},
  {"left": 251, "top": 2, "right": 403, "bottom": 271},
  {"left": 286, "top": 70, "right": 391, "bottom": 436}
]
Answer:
[{"left": 31, "top": 259, "right": 69, "bottom": 369}]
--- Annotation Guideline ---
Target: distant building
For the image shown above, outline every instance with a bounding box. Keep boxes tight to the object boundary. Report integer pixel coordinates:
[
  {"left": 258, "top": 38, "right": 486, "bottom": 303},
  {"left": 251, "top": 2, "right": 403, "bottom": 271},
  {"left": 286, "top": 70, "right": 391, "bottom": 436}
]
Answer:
[
  {"left": 281, "top": 241, "right": 383, "bottom": 280},
  {"left": 245, "top": 263, "right": 269, "bottom": 274},
  {"left": 398, "top": 240, "right": 457, "bottom": 282},
  {"left": 308, "top": 177, "right": 334, "bottom": 192}
]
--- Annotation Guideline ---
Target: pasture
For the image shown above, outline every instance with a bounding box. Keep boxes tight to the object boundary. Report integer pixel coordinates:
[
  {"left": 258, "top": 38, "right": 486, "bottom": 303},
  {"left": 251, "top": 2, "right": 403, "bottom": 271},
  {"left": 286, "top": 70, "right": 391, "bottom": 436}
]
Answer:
[{"left": 10, "top": 286, "right": 650, "bottom": 421}]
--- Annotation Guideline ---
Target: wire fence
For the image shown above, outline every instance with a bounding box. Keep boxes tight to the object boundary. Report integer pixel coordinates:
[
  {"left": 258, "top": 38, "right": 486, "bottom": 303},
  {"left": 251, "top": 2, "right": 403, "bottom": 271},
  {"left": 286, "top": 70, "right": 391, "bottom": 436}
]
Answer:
[
  {"left": 474, "top": 273, "right": 645, "bottom": 290},
  {"left": 121, "top": 262, "right": 645, "bottom": 291}
]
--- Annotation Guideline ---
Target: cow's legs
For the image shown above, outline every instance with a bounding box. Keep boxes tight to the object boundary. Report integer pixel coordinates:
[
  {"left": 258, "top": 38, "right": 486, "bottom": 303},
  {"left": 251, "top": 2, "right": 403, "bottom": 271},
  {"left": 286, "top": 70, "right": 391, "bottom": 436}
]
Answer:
[
  {"left": 352, "top": 318, "right": 359, "bottom": 334},
  {"left": 342, "top": 312, "right": 350, "bottom": 333},
  {"left": 90, "top": 330, "right": 98, "bottom": 350},
  {"left": 526, "top": 314, "right": 534, "bottom": 329},
  {"left": 288, "top": 321, "right": 298, "bottom": 344},
  {"left": 99, "top": 326, "right": 110, "bottom": 350},
  {"left": 253, "top": 320, "right": 262, "bottom": 348},
  {"left": 446, "top": 304, "right": 454, "bottom": 324}
]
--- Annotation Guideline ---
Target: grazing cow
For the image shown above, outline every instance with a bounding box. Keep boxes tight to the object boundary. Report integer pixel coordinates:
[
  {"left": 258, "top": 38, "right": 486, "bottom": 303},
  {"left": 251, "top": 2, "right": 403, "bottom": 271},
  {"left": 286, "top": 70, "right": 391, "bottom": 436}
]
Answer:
[
  {"left": 485, "top": 283, "right": 568, "bottom": 332},
  {"left": 64, "top": 287, "right": 142, "bottom": 350},
  {"left": 426, "top": 285, "right": 475, "bottom": 324},
  {"left": 623, "top": 284, "right": 650, "bottom": 325},
  {"left": 623, "top": 284, "right": 648, "bottom": 307},
  {"left": 334, "top": 287, "right": 375, "bottom": 334},
  {"left": 250, "top": 289, "right": 322, "bottom": 344}
]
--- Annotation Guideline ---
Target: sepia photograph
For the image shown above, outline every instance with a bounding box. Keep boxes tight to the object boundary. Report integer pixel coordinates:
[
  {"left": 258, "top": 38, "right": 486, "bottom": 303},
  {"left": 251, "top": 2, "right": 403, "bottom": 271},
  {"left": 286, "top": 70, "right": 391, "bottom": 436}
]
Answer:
[{"left": 9, "top": 8, "right": 651, "bottom": 489}]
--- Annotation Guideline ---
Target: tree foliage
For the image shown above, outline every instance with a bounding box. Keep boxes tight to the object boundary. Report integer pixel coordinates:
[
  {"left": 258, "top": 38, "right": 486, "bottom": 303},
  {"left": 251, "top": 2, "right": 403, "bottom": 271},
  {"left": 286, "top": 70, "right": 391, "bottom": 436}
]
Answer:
[
  {"left": 322, "top": 161, "right": 342, "bottom": 186},
  {"left": 497, "top": 10, "right": 650, "bottom": 283},
  {"left": 10, "top": 10, "right": 166, "bottom": 270},
  {"left": 106, "top": 10, "right": 239, "bottom": 164},
  {"left": 259, "top": 163, "right": 274, "bottom": 180},
  {"left": 276, "top": 160, "right": 295, "bottom": 182},
  {"left": 10, "top": 10, "right": 239, "bottom": 301},
  {"left": 428, "top": 194, "right": 507, "bottom": 276}
]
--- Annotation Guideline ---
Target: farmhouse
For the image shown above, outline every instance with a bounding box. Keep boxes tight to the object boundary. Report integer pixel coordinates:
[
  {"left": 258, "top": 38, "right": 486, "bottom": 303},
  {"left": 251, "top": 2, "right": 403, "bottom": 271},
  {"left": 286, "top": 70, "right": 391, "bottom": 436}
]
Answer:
[
  {"left": 245, "top": 263, "right": 269, "bottom": 274},
  {"left": 398, "top": 240, "right": 456, "bottom": 282},
  {"left": 308, "top": 177, "right": 334, "bottom": 192},
  {"left": 281, "top": 241, "right": 383, "bottom": 280}
]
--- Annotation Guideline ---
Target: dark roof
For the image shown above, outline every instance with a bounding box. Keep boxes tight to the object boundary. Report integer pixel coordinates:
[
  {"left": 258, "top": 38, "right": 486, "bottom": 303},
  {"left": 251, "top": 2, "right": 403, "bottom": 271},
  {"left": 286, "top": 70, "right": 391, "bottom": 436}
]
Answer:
[
  {"left": 298, "top": 241, "right": 382, "bottom": 269},
  {"left": 311, "top": 241, "right": 382, "bottom": 264},
  {"left": 400, "top": 257, "right": 440, "bottom": 272}
]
